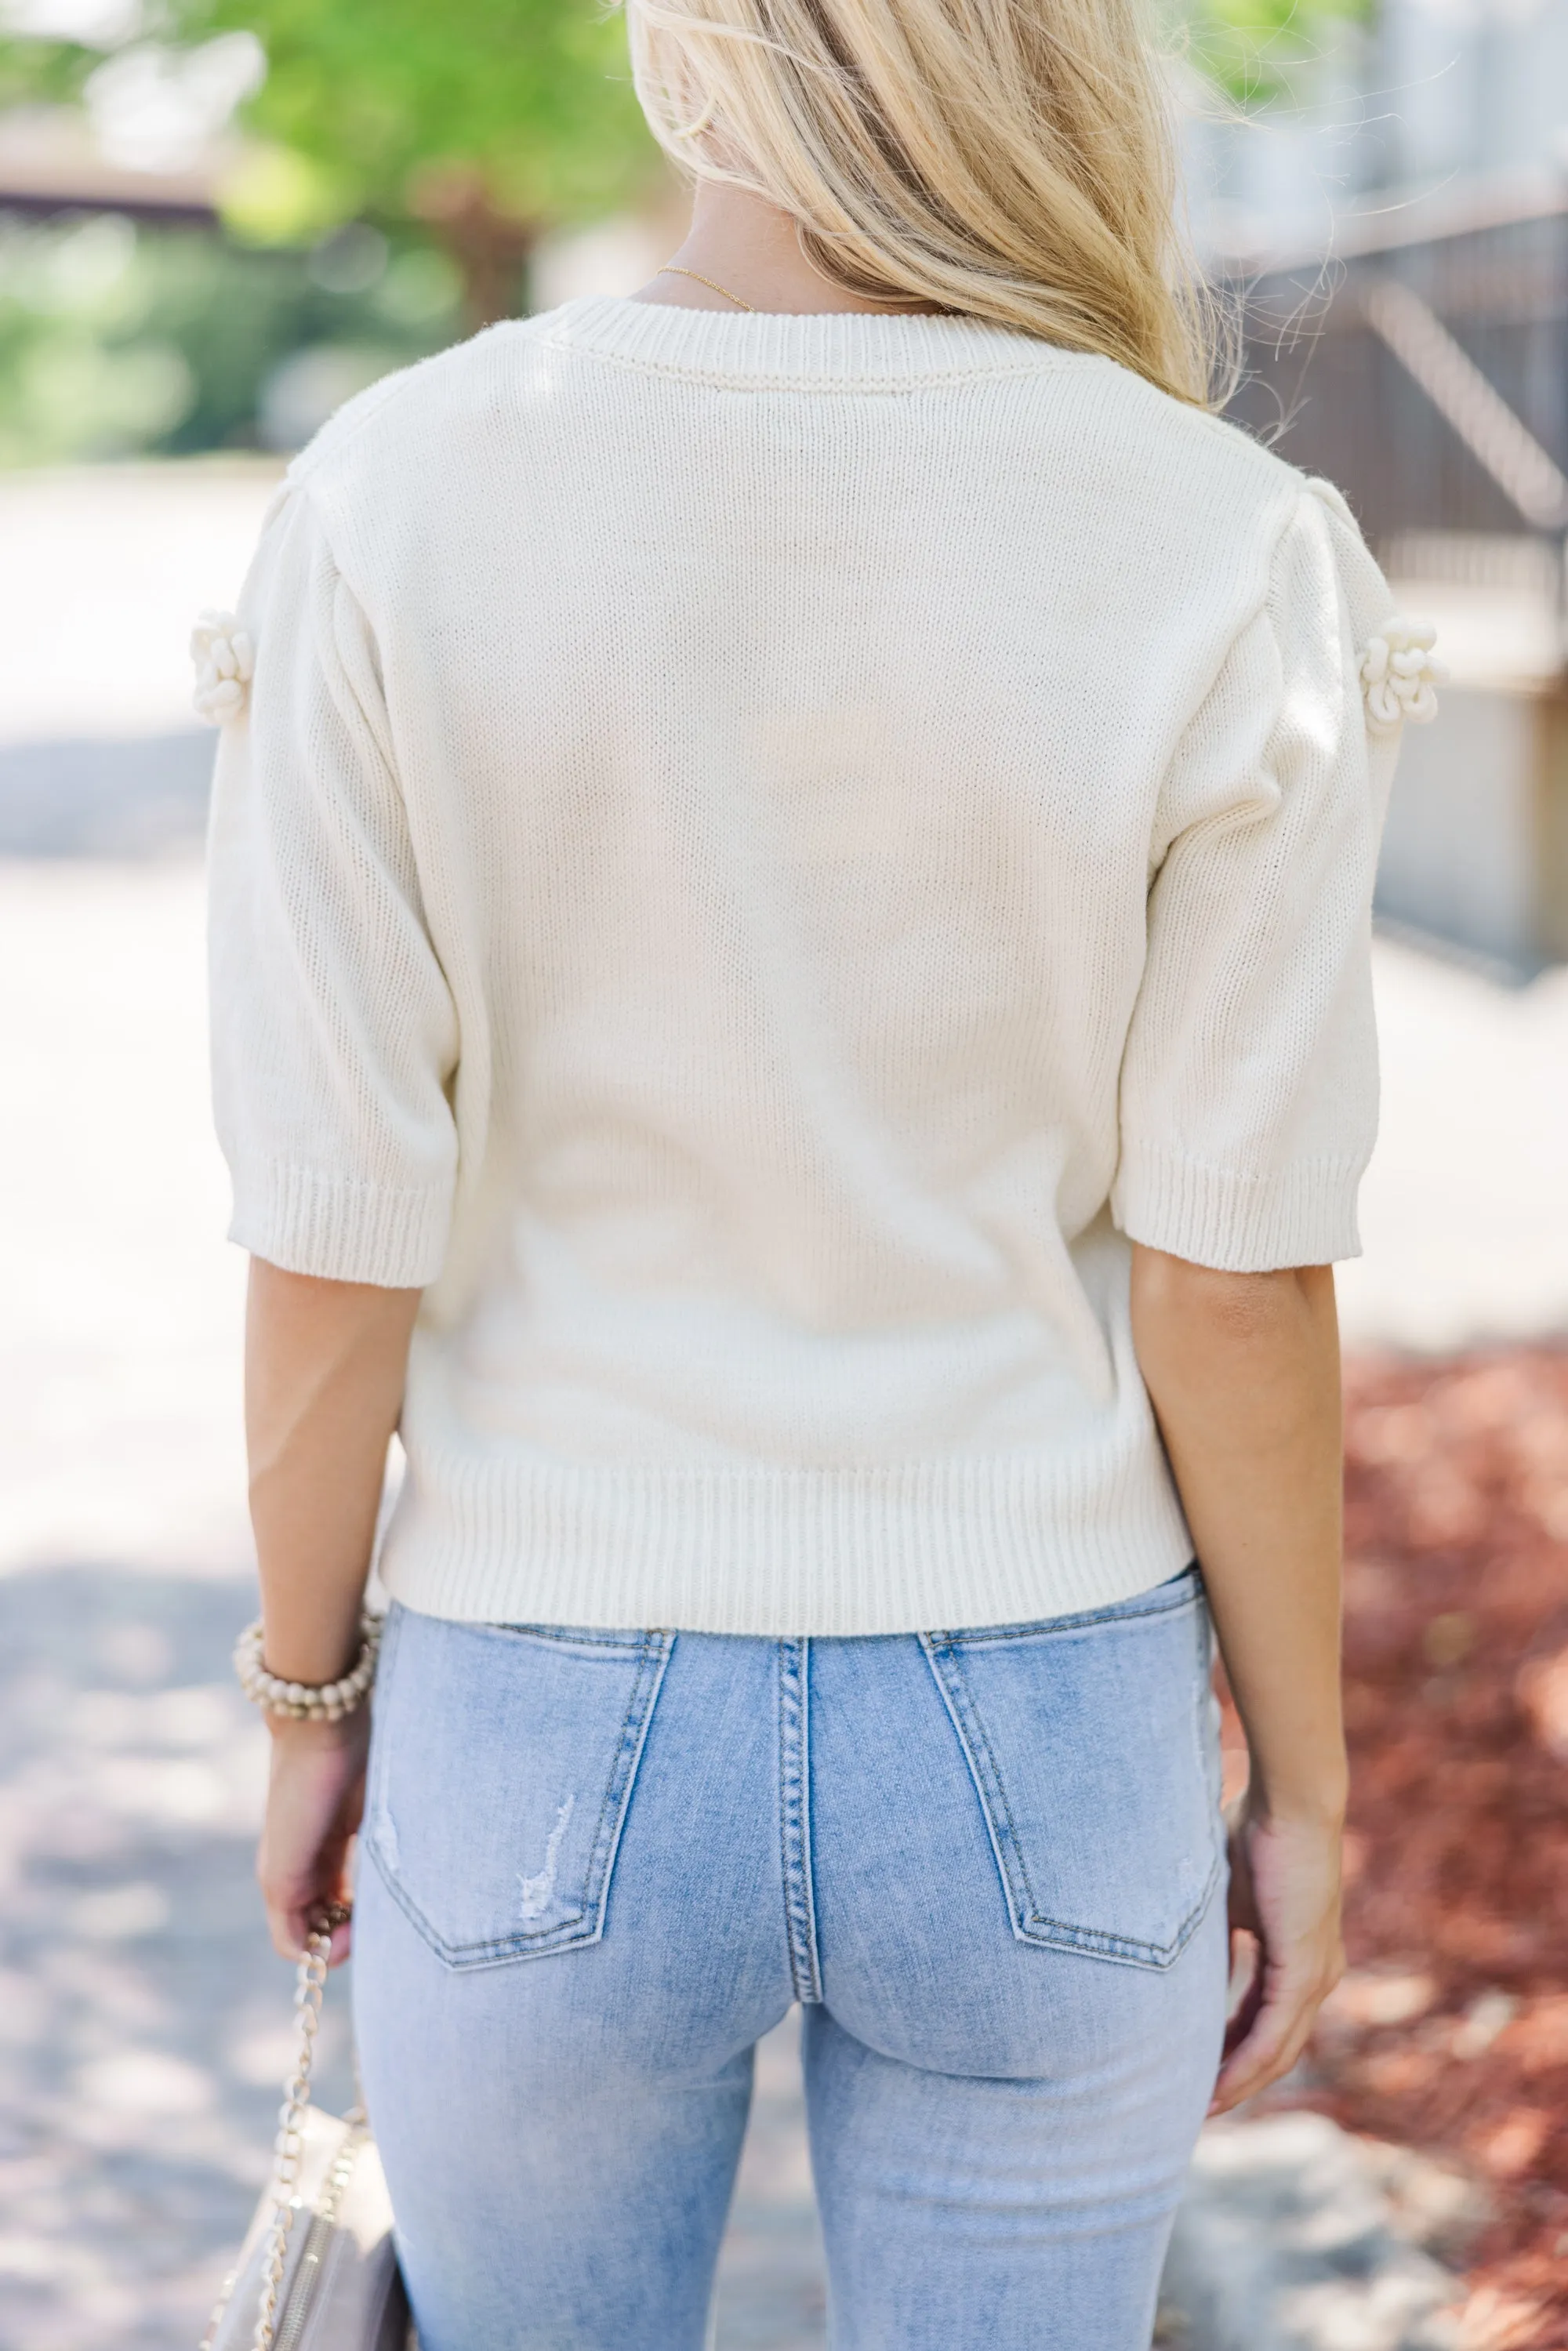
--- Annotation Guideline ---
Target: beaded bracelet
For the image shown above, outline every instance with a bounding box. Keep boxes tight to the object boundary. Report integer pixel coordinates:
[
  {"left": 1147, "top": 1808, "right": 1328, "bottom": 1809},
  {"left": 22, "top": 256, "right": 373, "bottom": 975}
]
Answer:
[{"left": 233, "top": 1610, "right": 383, "bottom": 1722}]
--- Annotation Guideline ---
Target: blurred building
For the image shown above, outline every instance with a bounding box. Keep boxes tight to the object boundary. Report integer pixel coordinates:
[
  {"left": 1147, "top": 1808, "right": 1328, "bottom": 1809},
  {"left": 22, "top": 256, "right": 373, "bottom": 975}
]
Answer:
[{"left": 1192, "top": 0, "right": 1568, "bottom": 972}]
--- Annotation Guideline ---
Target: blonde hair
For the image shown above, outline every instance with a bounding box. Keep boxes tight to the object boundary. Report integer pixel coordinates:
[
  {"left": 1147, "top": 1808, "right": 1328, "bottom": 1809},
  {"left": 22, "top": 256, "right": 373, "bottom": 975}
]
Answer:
[{"left": 626, "top": 0, "right": 1226, "bottom": 408}]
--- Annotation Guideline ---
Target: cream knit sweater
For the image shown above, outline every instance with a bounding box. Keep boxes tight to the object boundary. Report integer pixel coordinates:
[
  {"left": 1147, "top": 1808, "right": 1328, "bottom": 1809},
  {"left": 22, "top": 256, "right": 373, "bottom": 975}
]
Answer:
[{"left": 207, "top": 296, "right": 1424, "bottom": 1635}]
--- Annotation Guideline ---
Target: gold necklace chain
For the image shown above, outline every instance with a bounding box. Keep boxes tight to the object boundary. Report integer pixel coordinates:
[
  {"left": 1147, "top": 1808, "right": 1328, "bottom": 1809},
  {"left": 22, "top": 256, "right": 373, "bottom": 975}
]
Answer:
[{"left": 656, "top": 265, "right": 755, "bottom": 314}]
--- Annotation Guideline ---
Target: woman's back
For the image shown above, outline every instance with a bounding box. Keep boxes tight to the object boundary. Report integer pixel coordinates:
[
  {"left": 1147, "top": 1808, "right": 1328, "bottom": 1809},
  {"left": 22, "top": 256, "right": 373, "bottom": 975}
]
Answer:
[
  {"left": 210, "top": 294, "right": 1399, "bottom": 1634},
  {"left": 213, "top": 4, "right": 1447, "bottom": 2331}
]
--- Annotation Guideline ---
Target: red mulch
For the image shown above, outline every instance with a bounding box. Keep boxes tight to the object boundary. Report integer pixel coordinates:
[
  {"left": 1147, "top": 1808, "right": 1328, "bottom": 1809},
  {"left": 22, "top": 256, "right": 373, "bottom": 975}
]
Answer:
[{"left": 1222, "top": 1348, "right": 1568, "bottom": 2349}]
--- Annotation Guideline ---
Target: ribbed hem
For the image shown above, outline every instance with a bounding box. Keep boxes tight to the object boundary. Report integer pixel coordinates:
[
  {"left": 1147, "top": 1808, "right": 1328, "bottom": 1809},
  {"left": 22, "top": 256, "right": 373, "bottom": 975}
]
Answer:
[
  {"left": 377, "top": 1444, "right": 1195, "bottom": 1637},
  {"left": 230, "top": 1160, "right": 452, "bottom": 1286},
  {"left": 523, "top": 297, "right": 1084, "bottom": 394},
  {"left": 1111, "top": 1143, "right": 1364, "bottom": 1272}
]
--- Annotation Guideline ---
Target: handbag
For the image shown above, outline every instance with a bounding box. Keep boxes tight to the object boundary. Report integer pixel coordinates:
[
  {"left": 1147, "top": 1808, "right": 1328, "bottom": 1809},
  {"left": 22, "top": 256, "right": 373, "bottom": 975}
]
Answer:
[{"left": 200, "top": 1919, "right": 411, "bottom": 2351}]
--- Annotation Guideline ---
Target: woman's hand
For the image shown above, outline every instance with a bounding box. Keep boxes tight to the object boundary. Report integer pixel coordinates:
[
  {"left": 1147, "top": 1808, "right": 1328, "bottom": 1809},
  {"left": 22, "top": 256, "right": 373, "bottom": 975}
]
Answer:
[
  {"left": 1210, "top": 1796, "right": 1345, "bottom": 2114},
  {"left": 256, "top": 1712, "right": 370, "bottom": 1965}
]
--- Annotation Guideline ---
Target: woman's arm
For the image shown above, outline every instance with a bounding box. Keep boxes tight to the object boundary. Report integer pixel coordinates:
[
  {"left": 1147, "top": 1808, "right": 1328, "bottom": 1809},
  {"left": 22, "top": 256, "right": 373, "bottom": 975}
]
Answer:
[
  {"left": 245, "top": 1258, "right": 421, "bottom": 1962},
  {"left": 1129, "top": 1244, "right": 1347, "bottom": 2113}
]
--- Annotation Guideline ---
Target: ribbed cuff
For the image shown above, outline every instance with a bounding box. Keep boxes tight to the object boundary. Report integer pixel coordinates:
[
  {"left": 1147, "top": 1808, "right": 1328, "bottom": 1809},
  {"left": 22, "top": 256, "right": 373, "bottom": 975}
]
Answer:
[
  {"left": 230, "top": 1159, "right": 452, "bottom": 1286},
  {"left": 1111, "top": 1143, "right": 1364, "bottom": 1271}
]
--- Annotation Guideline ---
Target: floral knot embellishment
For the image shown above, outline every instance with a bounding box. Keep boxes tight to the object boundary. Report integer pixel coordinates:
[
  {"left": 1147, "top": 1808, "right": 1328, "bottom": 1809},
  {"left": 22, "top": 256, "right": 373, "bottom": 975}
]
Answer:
[
  {"left": 191, "top": 609, "right": 254, "bottom": 725},
  {"left": 1359, "top": 618, "right": 1444, "bottom": 738}
]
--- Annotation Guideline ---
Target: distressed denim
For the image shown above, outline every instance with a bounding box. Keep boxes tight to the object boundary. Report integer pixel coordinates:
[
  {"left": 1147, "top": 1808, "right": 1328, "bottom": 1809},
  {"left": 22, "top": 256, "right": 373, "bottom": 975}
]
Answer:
[{"left": 353, "top": 1569, "right": 1228, "bottom": 2351}]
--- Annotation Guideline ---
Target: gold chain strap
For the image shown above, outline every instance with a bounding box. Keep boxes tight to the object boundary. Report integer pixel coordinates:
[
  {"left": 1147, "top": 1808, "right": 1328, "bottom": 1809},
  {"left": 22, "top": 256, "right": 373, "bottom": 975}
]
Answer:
[
  {"left": 198, "top": 1910, "right": 354, "bottom": 2351},
  {"left": 250, "top": 1926, "right": 334, "bottom": 2351}
]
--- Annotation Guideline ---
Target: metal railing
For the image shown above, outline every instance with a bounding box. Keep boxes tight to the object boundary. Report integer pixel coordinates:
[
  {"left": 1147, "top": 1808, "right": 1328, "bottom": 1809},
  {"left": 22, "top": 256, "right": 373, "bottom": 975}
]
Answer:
[{"left": 1219, "top": 184, "right": 1568, "bottom": 608}]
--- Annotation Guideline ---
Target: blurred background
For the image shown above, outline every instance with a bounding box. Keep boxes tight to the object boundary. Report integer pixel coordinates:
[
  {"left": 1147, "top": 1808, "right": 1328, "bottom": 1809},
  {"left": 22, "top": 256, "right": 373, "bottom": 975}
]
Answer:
[{"left": 0, "top": 1, "right": 1566, "bottom": 2346}]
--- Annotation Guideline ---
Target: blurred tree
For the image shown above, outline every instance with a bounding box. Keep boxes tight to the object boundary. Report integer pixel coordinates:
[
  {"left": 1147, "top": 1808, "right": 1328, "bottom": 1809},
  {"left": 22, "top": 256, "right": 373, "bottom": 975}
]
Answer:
[
  {"left": 0, "top": 0, "right": 1372, "bottom": 330},
  {"left": 0, "top": 39, "right": 84, "bottom": 109},
  {"left": 0, "top": 0, "right": 659, "bottom": 328},
  {"left": 179, "top": 0, "right": 659, "bottom": 324},
  {"left": 0, "top": 212, "right": 463, "bottom": 466}
]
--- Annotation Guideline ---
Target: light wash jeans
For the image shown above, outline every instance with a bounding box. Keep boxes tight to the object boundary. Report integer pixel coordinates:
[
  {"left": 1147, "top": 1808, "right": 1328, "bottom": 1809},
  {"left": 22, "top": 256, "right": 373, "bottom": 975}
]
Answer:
[{"left": 354, "top": 1569, "right": 1229, "bottom": 2351}]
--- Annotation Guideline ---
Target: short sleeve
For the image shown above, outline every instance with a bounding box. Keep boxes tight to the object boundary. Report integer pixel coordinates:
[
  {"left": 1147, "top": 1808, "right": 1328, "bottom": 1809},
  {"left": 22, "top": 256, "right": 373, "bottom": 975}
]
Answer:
[
  {"left": 207, "top": 484, "right": 459, "bottom": 1286},
  {"left": 1110, "top": 482, "right": 1400, "bottom": 1272}
]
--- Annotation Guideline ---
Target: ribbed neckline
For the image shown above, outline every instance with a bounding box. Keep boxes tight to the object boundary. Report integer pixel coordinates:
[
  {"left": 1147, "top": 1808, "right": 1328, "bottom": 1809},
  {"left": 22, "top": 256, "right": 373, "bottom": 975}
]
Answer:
[{"left": 528, "top": 294, "right": 1083, "bottom": 391}]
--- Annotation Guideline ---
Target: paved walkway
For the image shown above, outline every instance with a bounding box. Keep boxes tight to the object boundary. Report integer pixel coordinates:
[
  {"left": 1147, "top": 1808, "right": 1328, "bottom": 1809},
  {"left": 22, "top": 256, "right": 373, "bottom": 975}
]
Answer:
[
  {"left": 0, "top": 1556, "right": 827, "bottom": 2348},
  {"left": 3, "top": 463, "right": 1566, "bottom": 2348}
]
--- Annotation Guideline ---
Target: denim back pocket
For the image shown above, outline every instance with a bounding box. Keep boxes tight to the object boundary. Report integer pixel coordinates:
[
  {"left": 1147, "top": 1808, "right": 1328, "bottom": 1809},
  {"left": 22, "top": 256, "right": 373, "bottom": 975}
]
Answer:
[
  {"left": 920, "top": 1570, "right": 1221, "bottom": 1970},
  {"left": 365, "top": 1607, "right": 673, "bottom": 1969}
]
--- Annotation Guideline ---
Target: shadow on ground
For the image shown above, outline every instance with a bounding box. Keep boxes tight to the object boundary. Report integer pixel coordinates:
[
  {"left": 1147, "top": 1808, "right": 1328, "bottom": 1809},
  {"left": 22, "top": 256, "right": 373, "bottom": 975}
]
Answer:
[
  {"left": 0, "top": 1566, "right": 350, "bottom": 2349},
  {"left": 0, "top": 735, "right": 212, "bottom": 859},
  {"left": 0, "top": 1566, "right": 828, "bottom": 2350}
]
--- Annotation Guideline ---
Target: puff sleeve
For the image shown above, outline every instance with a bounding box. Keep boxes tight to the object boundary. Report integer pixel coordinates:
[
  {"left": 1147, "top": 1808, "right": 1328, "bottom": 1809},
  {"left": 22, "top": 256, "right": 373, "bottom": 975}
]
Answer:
[
  {"left": 1110, "top": 480, "right": 1409, "bottom": 1272},
  {"left": 206, "top": 484, "right": 459, "bottom": 1286}
]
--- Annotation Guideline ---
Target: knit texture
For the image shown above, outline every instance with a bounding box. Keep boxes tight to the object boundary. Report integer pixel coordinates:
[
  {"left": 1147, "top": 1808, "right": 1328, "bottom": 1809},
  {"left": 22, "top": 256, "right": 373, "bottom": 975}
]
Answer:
[{"left": 208, "top": 296, "right": 1408, "bottom": 1635}]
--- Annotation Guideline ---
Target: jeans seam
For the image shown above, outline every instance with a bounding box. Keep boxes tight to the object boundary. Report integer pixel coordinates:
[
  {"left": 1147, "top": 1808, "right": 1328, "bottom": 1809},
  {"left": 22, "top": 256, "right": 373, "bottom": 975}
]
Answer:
[
  {"left": 921, "top": 1637, "right": 1043, "bottom": 1930},
  {"left": 933, "top": 1569, "right": 1201, "bottom": 1649},
  {"left": 778, "top": 1638, "right": 822, "bottom": 2004},
  {"left": 491, "top": 1624, "right": 652, "bottom": 1653},
  {"left": 365, "top": 1603, "right": 405, "bottom": 1840},
  {"left": 578, "top": 1631, "right": 674, "bottom": 1925}
]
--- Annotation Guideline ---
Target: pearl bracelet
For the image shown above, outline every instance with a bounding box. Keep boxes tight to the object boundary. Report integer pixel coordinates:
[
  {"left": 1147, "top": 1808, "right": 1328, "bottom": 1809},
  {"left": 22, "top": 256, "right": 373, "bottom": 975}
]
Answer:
[{"left": 233, "top": 1611, "right": 383, "bottom": 1722}]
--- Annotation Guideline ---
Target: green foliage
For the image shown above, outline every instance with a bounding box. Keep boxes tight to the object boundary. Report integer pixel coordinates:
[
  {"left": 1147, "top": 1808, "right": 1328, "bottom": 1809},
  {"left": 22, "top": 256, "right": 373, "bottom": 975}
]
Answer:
[
  {"left": 1183, "top": 0, "right": 1374, "bottom": 107},
  {"left": 159, "top": 0, "right": 656, "bottom": 229},
  {"left": 0, "top": 212, "right": 461, "bottom": 466},
  {"left": 0, "top": 0, "right": 1369, "bottom": 256},
  {"left": 0, "top": 1, "right": 660, "bottom": 322},
  {"left": 0, "top": 0, "right": 1376, "bottom": 464},
  {"left": 0, "top": 32, "right": 98, "bottom": 110}
]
